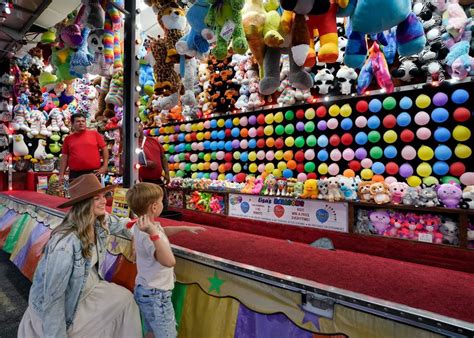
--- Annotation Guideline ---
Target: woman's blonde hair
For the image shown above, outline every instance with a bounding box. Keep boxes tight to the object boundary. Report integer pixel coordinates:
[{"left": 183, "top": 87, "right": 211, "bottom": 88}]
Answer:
[
  {"left": 126, "top": 182, "right": 163, "bottom": 217},
  {"left": 51, "top": 197, "right": 105, "bottom": 259}
]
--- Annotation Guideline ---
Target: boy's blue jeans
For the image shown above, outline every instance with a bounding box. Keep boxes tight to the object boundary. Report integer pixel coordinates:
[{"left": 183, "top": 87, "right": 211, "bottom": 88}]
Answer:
[{"left": 134, "top": 284, "right": 177, "bottom": 338}]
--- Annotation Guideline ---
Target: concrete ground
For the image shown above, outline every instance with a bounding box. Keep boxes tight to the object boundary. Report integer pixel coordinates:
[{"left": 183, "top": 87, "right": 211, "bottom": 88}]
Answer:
[{"left": 0, "top": 250, "right": 30, "bottom": 338}]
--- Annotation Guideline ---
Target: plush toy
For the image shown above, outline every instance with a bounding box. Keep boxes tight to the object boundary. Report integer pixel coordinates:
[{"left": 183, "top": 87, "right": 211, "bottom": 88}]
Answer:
[
  {"left": 339, "top": 177, "right": 358, "bottom": 201},
  {"left": 48, "top": 107, "right": 70, "bottom": 133},
  {"left": 70, "top": 27, "right": 94, "bottom": 78},
  {"left": 436, "top": 182, "right": 463, "bottom": 208},
  {"left": 439, "top": 219, "right": 459, "bottom": 245},
  {"left": 417, "top": 185, "right": 439, "bottom": 207},
  {"left": 205, "top": 0, "right": 248, "bottom": 60},
  {"left": 252, "top": 177, "right": 264, "bottom": 195},
  {"left": 12, "top": 134, "right": 29, "bottom": 157},
  {"left": 60, "top": 22, "right": 83, "bottom": 49},
  {"left": 358, "top": 181, "right": 373, "bottom": 202},
  {"left": 293, "top": 181, "right": 304, "bottom": 197},
  {"left": 181, "top": 58, "right": 198, "bottom": 107},
  {"left": 51, "top": 47, "right": 76, "bottom": 82},
  {"left": 264, "top": 174, "right": 277, "bottom": 195},
  {"left": 327, "top": 177, "right": 342, "bottom": 202},
  {"left": 276, "top": 178, "right": 287, "bottom": 196},
  {"left": 386, "top": 212, "right": 404, "bottom": 237},
  {"left": 370, "top": 182, "right": 391, "bottom": 204},
  {"left": 317, "top": 178, "right": 328, "bottom": 199},
  {"left": 356, "top": 42, "right": 394, "bottom": 94},
  {"left": 38, "top": 72, "right": 58, "bottom": 92},
  {"left": 104, "top": 70, "right": 123, "bottom": 117},
  {"left": 388, "top": 181, "right": 408, "bottom": 205},
  {"left": 241, "top": 0, "right": 266, "bottom": 73},
  {"left": 76, "top": 0, "right": 105, "bottom": 29},
  {"left": 48, "top": 133, "right": 62, "bottom": 154},
  {"left": 418, "top": 42, "right": 447, "bottom": 84},
  {"left": 461, "top": 186, "right": 474, "bottom": 209},
  {"left": 33, "top": 139, "right": 49, "bottom": 160},
  {"left": 314, "top": 68, "right": 335, "bottom": 95},
  {"left": 335, "top": 66, "right": 358, "bottom": 95},
  {"left": 242, "top": 176, "right": 256, "bottom": 193},
  {"left": 369, "top": 210, "right": 391, "bottom": 235},
  {"left": 286, "top": 178, "right": 297, "bottom": 196},
  {"left": 300, "top": 179, "right": 318, "bottom": 199},
  {"left": 438, "top": 0, "right": 472, "bottom": 46},
  {"left": 337, "top": 0, "right": 426, "bottom": 68},
  {"left": 12, "top": 93, "right": 31, "bottom": 132},
  {"left": 402, "top": 187, "right": 419, "bottom": 205},
  {"left": 87, "top": 29, "right": 113, "bottom": 76},
  {"left": 28, "top": 109, "right": 51, "bottom": 137},
  {"left": 446, "top": 40, "right": 474, "bottom": 80},
  {"left": 391, "top": 56, "right": 421, "bottom": 82}
]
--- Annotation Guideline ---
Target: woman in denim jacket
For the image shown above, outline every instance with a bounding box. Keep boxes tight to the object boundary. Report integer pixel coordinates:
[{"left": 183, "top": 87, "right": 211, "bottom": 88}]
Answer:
[{"left": 18, "top": 174, "right": 142, "bottom": 337}]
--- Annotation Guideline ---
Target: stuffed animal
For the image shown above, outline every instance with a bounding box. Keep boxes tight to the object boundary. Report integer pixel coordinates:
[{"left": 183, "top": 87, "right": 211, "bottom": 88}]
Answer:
[
  {"left": 335, "top": 66, "right": 358, "bottom": 94},
  {"left": 386, "top": 212, "right": 404, "bottom": 237},
  {"left": 252, "top": 177, "right": 264, "bottom": 194},
  {"left": 461, "top": 185, "right": 474, "bottom": 209},
  {"left": 77, "top": 0, "right": 105, "bottom": 29},
  {"left": 391, "top": 56, "right": 421, "bottom": 82},
  {"left": 314, "top": 68, "right": 335, "bottom": 95},
  {"left": 446, "top": 40, "right": 474, "bottom": 80},
  {"left": 87, "top": 29, "right": 113, "bottom": 76},
  {"left": 356, "top": 42, "right": 394, "bottom": 94},
  {"left": 12, "top": 93, "right": 31, "bottom": 132},
  {"left": 417, "top": 185, "right": 439, "bottom": 207},
  {"left": 70, "top": 27, "right": 94, "bottom": 78},
  {"left": 28, "top": 109, "right": 51, "bottom": 137},
  {"left": 264, "top": 174, "right": 277, "bottom": 195},
  {"left": 13, "top": 134, "right": 29, "bottom": 157},
  {"left": 33, "top": 139, "right": 49, "bottom": 160},
  {"left": 436, "top": 182, "right": 463, "bottom": 208},
  {"left": 293, "top": 181, "right": 304, "bottom": 197},
  {"left": 339, "top": 176, "right": 358, "bottom": 201},
  {"left": 300, "top": 179, "right": 318, "bottom": 198},
  {"left": 337, "top": 0, "right": 426, "bottom": 69},
  {"left": 286, "top": 178, "right": 297, "bottom": 196},
  {"left": 388, "top": 181, "right": 408, "bottom": 205},
  {"left": 48, "top": 107, "right": 70, "bottom": 133},
  {"left": 242, "top": 0, "right": 267, "bottom": 73},
  {"left": 370, "top": 182, "right": 391, "bottom": 204},
  {"left": 369, "top": 210, "right": 391, "bottom": 235},
  {"left": 205, "top": 0, "right": 248, "bottom": 60},
  {"left": 104, "top": 70, "right": 123, "bottom": 117},
  {"left": 358, "top": 181, "right": 373, "bottom": 202},
  {"left": 439, "top": 219, "right": 459, "bottom": 245},
  {"left": 327, "top": 177, "right": 342, "bottom": 202},
  {"left": 181, "top": 58, "right": 198, "bottom": 107},
  {"left": 276, "top": 178, "right": 287, "bottom": 196},
  {"left": 403, "top": 186, "right": 419, "bottom": 205}
]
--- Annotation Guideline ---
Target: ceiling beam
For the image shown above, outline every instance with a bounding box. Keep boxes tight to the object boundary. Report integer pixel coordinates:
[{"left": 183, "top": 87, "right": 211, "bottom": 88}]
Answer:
[{"left": 13, "top": 4, "right": 36, "bottom": 15}]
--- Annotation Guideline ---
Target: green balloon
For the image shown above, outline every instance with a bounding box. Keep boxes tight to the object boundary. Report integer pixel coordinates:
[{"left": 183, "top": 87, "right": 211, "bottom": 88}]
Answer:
[
  {"left": 370, "top": 146, "right": 383, "bottom": 159},
  {"left": 203, "top": 173, "right": 210, "bottom": 179},
  {"left": 179, "top": 153, "right": 186, "bottom": 161},
  {"left": 305, "top": 162, "right": 316, "bottom": 173},
  {"left": 165, "top": 154, "right": 170, "bottom": 160},
  {"left": 285, "top": 110, "right": 295, "bottom": 120},
  {"left": 185, "top": 164, "right": 192, "bottom": 171},
  {"left": 368, "top": 131, "right": 381, "bottom": 143},
  {"left": 198, "top": 152, "right": 205, "bottom": 159},
  {"left": 185, "top": 144, "right": 192, "bottom": 151},
  {"left": 176, "top": 170, "right": 185, "bottom": 177},
  {"left": 168, "top": 145, "right": 175, "bottom": 153},
  {"left": 191, "top": 164, "right": 198, "bottom": 171},
  {"left": 440, "top": 176, "right": 461, "bottom": 184},
  {"left": 295, "top": 136, "right": 305, "bottom": 148},
  {"left": 383, "top": 96, "right": 397, "bottom": 110},
  {"left": 285, "top": 124, "right": 295, "bottom": 135},
  {"left": 275, "top": 125, "right": 285, "bottom": 135},
  {"left": 304, "top": 121, "right": 315, "bottom": 133},
  {"left": 306, "top": 135, "right": 317, "bottom": 147},
  {"left": 211, "top": 152, "right": 217, "bottom": 160}
]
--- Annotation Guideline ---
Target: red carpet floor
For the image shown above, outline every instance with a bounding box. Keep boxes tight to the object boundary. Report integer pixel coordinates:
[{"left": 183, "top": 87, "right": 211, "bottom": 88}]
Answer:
[{"left": 3, "top": 191, "right": 474, "bottom": 323}]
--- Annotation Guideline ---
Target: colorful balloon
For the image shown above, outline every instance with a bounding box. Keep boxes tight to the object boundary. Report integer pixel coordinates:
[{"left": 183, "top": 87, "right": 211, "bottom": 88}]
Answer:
[
  {"left": 305, "top": 108, "right": 316, "bottom": 120},
  {"left": 454, "top": 144, "right": 472, "bottom": 159},
  {"left": 370, "top": 146, "right": 383, "bottom": 159},
  {"left": 356, "top": 100, "right": 369, "bottom": 113},
  {"left": 435, "top": 145, "right": 452, "bottom": 161},
  {"left": 329, "top": 105, "right": 340, "bottom": 117},
  {"left": 399, "top": 96, "right": 413, "bottom": 110},
  {"left": 297, "top": 172, "right": 308, "bottom": 182},
  {"left": 372, "top": 162, "right": 385, "bottom": 174},
  {"left": 369, "top": 99, "right": 382, "bottom": 113},
  {"left": 340, "top": 104, "right": 352, "bottom": 117},
  {"left": 368, "top": 130, "right": 381, "bottom": 143},
  {"left": 328, "top": 163, "right": 340, "bottom": 175},
  {"left": 407, "top": 175, "right": 422, "bottom": 187},
  {"left": 318, "top": 149, "right": 329, "bottom": 161},
  {"left": 295, "top": 136, "right": 305, "bottom": 148},
  {"left": 418, "top": 145, "right": 434, "bottom": 161},
  {"left": 433, "top": 161, "right": 449, "bottom": 175},
  {"left": 383, "top": 96, "right": 397, "bottom": 110},
  {"left": 416, "top": 94, "right": 431, "bottom": 108},
  {"left": 355, "top": 116, "right": 367, "bottom": 128},
  {"left": 383, "top": 130, "right": 397, "bottom": 143},
  {"left": 416, "top": 162, "right": 432, "bottom": 177},
  {"left": 305, "top": 162, "right": 316, "bottom": 173},
  {"left": 414, "top": 111, "right": 430, "bottom": 126},
  {"left": 367, "top": 116, "right": 381, "bottom": 129},
  {"left": 433, "top": 92, "right": 448, "bottom": 106},
  {"left": 399, "top": 163, "right": 414, "bottom": 178},
  {"left": 416, "top": 127, "right": 431, "bottom": 140},
  {"left": 318, "top": 163, "right": 328, "bottom": 175},
  {"left": 274, "top": 112, "right": 284, "bottom": 123},
  {"left": 451, "top": 89, "right": 469, "bottom": 104},
  {"left": 434, "top": 127, "right": 450, "bottom": 142},
  {"left": 361, "top": 168, "right": 374, "bottom": 180},
  {"left": 453, "top": 125, "right": 471, "bottom": 141},
  {"left": 431, "top": 108, "right": 449, "bottom": 123},
  {"left": 453, "top": 107, "right": 470, "bottom": 122},
  {"left": 306, "top": 135, "right": 317, "bottom": 147},
  {"left": 397, "top": 112, "right": 411, "bottom": 127},
  {"left": 286, "top": 110, "right": 295, "bottom": 120}
]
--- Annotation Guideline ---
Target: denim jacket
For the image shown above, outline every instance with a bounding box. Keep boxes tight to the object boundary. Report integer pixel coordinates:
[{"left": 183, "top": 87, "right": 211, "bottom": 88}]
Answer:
[{"left": 28, "top": 214, "right": 131, "bottom": 338}]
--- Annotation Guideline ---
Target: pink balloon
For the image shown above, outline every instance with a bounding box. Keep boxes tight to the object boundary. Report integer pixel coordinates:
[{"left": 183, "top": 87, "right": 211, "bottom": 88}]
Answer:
[
  {"left": 385, "top": 176, "right": 397, "bottom": 185},
  {"left": 330, "top": 149, "right": 342, "bottom": 161},
  {"left": 414, "top": 111, "right": 430, "bottom": 126},
  {"left": 240, "top": 139, "right": 248, "bottom": 149},
  {"left": 191, "top": 142, "right": 199, "bottom": 150},
  {"left": 204, "top": 120, "right": 211, "bottom": 129},
  {"left": 185, "top": 123, "right": 192, "bottom": 132},
  {"left": 258, "top": 164, "right": 265, "bottom": 173},
  {"left": 361, "top": 158, "right": 373, "bottom": 169},
  {"left": 248, "top": 127, "right": 257, "bottom": 138},
  {"left": 179, "top": 163, "right": 186, "bottom": 170},
  {"left": 240, "top": 116, "right": 248, "bottom": 127},
  {"left": 198, "top": 142, "right": 205, "bottom": 151},
  {"left": 305, "top": 149, "right": 316, "bottom": 160},
  {"left": 460, "top": 172, "right": 474, "bottom": 185},
  {"left": 355, "top": 116, "right": 367, "bottom": 128},
  {"left": 158, "top": 136, "right": 165, "bottom": 143},
  {"left": 327, "top": 118, "right": 339, "bottom": 129},
  {"left": 257, "top": 150, "right": 266, "bottom": 160},
  {"left": 401, "top": 145, "right": 416, "bottom": 160},
  {"left": 297, "top": 173, "right": 307, "bottom": 182},
  {"left": 210, "top": 162, "right": 218, "bottom": 171},
  {"left": 216, "top": 151, "right": 225, "bottom": 160},
  {"left": 342, "top": 148, "right": 355, "bottom": 161},
  {"left": 416, "top": 127, "right": 431, "bottom": 140},
  {"left": 328, "top": 163, "right": 340, "bottom": 175},
  {"left": 190, "top": 154, "right": 198, "bottom": 162},
  {"left": 266, "top": 150, "right": 275, "bottom": 161}
]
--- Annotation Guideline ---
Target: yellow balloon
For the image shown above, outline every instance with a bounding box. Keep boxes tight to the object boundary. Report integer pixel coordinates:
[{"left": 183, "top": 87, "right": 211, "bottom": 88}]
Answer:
[
  {"left": 383, "top": 130, "right": 397, "bottom": 144},
  {"left": 416, "top": 162, "right": 432, "bottom": 177},
  {"left": 340, "top": 104, "right": 352, "bottom": 117},
  {"left": 163, "top": 135, "right": 170, "bottom": 143},
  {"left": 249, "top": 163, "right": 258, "bottom": 173},
  {"left": 415, "top": 94, "right": 431, "bottom": 109},
  {"left": 275, "top": 150, "right": 284, "bottom": 160},
  {"left": 418, "top": 145, "right": 434, "bottom": 161},
  {"left": 198, "top": 122, "right": 204, "bottom": 131},
  {"left": 318, "top": 163, "right": 328, "bottom": 175},
  {"left": 196, "top": 132, "right": 204, "bottom": 141},
  {"left": 455, "top": 144, "right": 472, "bottom": 159},
  {"left": 163, "top": 144, "right": 169, "bottom": 151},
  {"left": 191, "top": 173, "right": 198, "bottom": 179},
  {"left": 218, "top": 174, "right": 226, "bottom": 181},
  {"left": 265, "top": 163, "right": 275, "bottom": 173},
  {"left": 180, "top": 124, "right": 186, "bottom": 132},
  {"left": 191, "top": 164, "right": 198, "bottom": 171},
  {"left": 423, "top": 176, "right": 439, "bottom": 186},
  {"left": 197, "top": 163, "right": 204, "bottom": 171},
  {"left": 264, "top": 125, "right": 274, "bottom": 136},
  {"left": 285, "top": 137, "right": 295, "bottom": 147},
  {"left": 361, "top": 168, "right": 374, "bottom": 180},
  {"left": 169, "top": 171, "right": 176, "bottom": 178},
  {"left": 278, "top": 161, "right": 287, "bottom": 171},
  {"left": 204, "top": 153, "right": 211, "bottom": 162},
  {"left": 217, "top": 119, "right": 225, "bottom": 127},
  {"left": 407, "top": 175, "right": 422, "bottom": 187},
  {"left": 265, "top": 113, "right": 274, "bottom": 124},
  {"left": 329, "top": 104, "right": 340, "bottom": 117},
  {"left": 274, "top": 112, "right": 284, "bottom": 123},
  {"left": 191, "top": 124, "right": 198, "bottom": 131},
  {"left": 248, "top": 151, "right": 257, "bottom": 161},
  {"left": 453, "top": 125, "right": 471, "bottom": 142},
  {"left": 273, "top": 169, "right": 282, "bottom": 177},
  {"left": 233, "top": 117, "right": 240, "bottom": 126},
  {"left": 305, "top": 108, "right": 316, "bottom": 120}
]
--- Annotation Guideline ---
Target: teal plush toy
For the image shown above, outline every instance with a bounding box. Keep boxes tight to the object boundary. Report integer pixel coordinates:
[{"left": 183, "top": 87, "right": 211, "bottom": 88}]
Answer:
[
  {"left": 205, "top": 0, "right": 248, "bottom": 60},
  {"left": 338, "top": 0, "right": 426, "bottom": 69},
  {"left": 139, "top": 59, "right": 155, "bottom": 96}
]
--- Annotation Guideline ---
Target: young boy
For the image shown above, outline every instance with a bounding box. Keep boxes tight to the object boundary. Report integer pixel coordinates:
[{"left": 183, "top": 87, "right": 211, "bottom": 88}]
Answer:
[{"left": 126, "top": 183, "right": 205, "bottom": 338}]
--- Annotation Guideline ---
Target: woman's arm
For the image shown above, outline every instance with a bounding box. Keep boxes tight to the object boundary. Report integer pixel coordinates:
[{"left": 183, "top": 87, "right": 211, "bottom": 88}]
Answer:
[
  {"left": 162, "top": 225, "right": 206, "bottom": 237},
  {"left": 106, "top": 214, "right": 133, "bottom": 239}
]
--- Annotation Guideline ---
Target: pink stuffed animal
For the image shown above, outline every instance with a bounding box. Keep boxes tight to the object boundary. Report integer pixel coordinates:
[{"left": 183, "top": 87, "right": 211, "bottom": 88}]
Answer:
[
  {"left": 252, "top": 177, "right": 264, "bottom": 195},
  {"left": 388, "top": 181, "right": 408, "bottom": 205}
]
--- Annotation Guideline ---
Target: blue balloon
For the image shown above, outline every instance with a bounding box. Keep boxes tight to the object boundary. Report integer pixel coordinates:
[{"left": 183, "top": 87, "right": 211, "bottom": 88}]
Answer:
[
  {"left": 451, "top": 89, "right": 469, "bottom": 104},
  {"left": 397, "top": 112, "right": 411, "bottom": 127},
  {"left": 384, "top": 145, "right": 397, "bottom": 159},
  {"left": 203, "top": 141, "right": 211, "bottom": 149},
  {"left": 368, "top": 116, "right": 381, "bottom": 129},
  {"left": 210, "top": 119, "right": 217, "bottom": 128},
  {"left": 224, "top": 119, "right": 233, "bottom": 128},
  {"left": 435, "top": 145, "right": 452, "bottom": 161},
  {"left": 317, "top": 149, "right": 329, "bottom": 161},
  {"left": 231, "top": 127, "right": 240, "bottom": 138},
  {"left": 399, "top": 96, "right": 413, "bottom": 110},
  {"left": 211, "top": 130, "right": 218, "bottom": 139},
  {"left": 283, "top": 169, "right": 294, "bottom": 179},
  {"left": 248, "top": 139, "right": 257, "bottom": 149},
  {"left": 434, "top": 127, "right": 451, "bottom": 142},
  {"left": 197, "top": 172, "right": 204, "bottom": 179},
  {"left": 431, "top": 108, "right": 449, "bottom": 123},
  {"left": 433, "top": 161, "right": 449, "bottom": 175},
  {"left": 210, "top": 141, "right": 217, "bottom": 151},
  {"left": 225, "top": 141, "right": 233, "bottom": 151},
  {"left": 240, "top": 152, "right": 249, "bottom": 162},
  {"left": 217, "top": 130, "right": 226, "bottom": 140},
  {"left": 369, "top": 99, "right": 382, "bottom": 113},
  {"left": 318, "top": 135, "right": 329, "bottom": 147},
  {"left": 355, "top": 132, "right": 368, "bottom": 145},
  {"left": 217, "top": 141, "right": 225, "bottom": 150},
  {"left": 341, "top": 118, "right": 353, "bottom": 130},
  {"left": 178, "top": 133, "right": 185, "bottom": 142},
  {"left": 225, "top": 173, "right": 234, "bottom": 181},
  {"left": 372, "top": 162, "right": 385, "bottom": 174}
]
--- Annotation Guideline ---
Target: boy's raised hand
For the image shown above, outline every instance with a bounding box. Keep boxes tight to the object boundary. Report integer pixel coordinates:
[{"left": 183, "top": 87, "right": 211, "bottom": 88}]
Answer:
[
  {"left": 188, "top": 226, "right": 206, "bottom": 234},
  {"left": 136, "top": 215, "right": 158, "bottom": 234}
]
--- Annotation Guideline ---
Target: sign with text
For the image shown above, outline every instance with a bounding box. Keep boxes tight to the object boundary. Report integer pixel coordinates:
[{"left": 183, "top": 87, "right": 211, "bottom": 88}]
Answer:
[
  {"left": 228, "top": 194, "right": 348, "bottom": 233},
  {"left": 111, "top": 188, "right": 130, "bottom": 218}
]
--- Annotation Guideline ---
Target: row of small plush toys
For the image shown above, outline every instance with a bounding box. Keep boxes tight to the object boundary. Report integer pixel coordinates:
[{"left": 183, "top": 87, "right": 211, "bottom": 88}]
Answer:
[{"left": 169, "top": 173, "right": 474, "bottom": 209}]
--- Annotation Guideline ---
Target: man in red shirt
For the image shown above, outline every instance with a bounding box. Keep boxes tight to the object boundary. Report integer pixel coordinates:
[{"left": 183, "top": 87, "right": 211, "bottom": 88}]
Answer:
[{"left": 59, "top": 113, "right": 109, "bottom": 183}]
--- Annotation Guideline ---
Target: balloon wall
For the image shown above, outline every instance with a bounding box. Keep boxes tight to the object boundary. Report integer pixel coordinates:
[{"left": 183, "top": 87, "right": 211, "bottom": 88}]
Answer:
[{"left": 148, "top": 83, "right": 473, "bottom": 184}]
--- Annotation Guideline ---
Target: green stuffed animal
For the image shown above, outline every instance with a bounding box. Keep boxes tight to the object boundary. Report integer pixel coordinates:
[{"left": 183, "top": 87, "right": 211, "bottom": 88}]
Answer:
[{"left": 206, "top": 0, "right": 248, "bottom": 60}]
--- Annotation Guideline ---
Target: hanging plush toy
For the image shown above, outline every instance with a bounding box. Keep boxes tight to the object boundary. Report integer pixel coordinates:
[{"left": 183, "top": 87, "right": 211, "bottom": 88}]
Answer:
[
  {"left": 33, "top": 139, "right": 49, "bottom": 161},
  {"left": 87, "top": 29, "right": 113, "bottom": 76},
  {"left": 76, "top": 0, "right": 105, "bottom": 29},
  {"left": 242, "top": 0, "right": 267, "bottom": 74},
  {"left": 205, "top": 0, "right": 248, "bottom": 60},
  {"left": 356, "top": 42, "right": 393, "bottom": 94},
  {"left": 336, "top": 65, "right": 358, "bottom": 94},
  {"left": 337, "top": 0, "right": 426, "bottom": 69},
  {"left": 70, "top": 27, "right": 94, "bottom": 78},
  {"left": 446, "top": 40, "right": 474, "bottom": 80}
]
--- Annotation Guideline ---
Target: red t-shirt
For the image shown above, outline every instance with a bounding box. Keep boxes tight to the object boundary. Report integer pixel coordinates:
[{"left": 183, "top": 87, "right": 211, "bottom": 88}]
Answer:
[
  {"left": 62, "top": 129, "right": 106, "bottom": 171},
  {"left": 139, "top": 137, "right": 164, "bottom": 181}
]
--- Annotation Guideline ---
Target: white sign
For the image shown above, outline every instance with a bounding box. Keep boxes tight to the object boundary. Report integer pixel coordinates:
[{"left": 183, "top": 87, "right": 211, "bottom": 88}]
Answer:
[{"left": 228, "top": 194, "right": 349, "bottom": 233}]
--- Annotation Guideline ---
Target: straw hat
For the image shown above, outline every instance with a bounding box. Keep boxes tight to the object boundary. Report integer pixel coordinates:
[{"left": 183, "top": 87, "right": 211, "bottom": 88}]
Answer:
[{"left": 58, "top": 174, "right": 116, "bottom": 208}]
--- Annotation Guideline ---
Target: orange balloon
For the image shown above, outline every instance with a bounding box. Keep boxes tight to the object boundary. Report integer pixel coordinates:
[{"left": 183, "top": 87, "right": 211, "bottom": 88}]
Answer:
[
  {"left": 218, "top": 164, "right": 226, "bottom": 173},
  {"left": 261, "top": 172, "right": 268, "bottom": 180},
  {"left": 159, "top": 127, "right": 165, "bottom": 134},
  {"left": 283, "top": 150, "right": 294, "bottom": 161},
  {"left": 372, "top": 175, "right": 384, "bottom": 182},
  {"left": 185, "top": 134, "right": 192, "bottom": 142},
  {"left": 343, "top": 169, "right": 355, "bottom": 177},
  {"left": 266, "top": 137, "right": 275, "bottom": 147},
  {"left": 204, "top": 131, "right": 211, "bottom": 139},
  {"left": 240, "top": 128, "right": 249, "bottom": 138},
  {"left": 287, "top": 160, "right": 297, "bottom": 170},
  {"left": 203, "top": 162, "right": 210, "bottom": 170}
]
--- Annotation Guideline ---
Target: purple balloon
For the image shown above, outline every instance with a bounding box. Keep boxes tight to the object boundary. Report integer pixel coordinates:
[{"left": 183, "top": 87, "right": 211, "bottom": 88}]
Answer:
[
  {"left": 174, "top": 125, "right": 180, "bottom": 132},
  {"left": 317, "top": 120, "right": 327, "bottom": 131},
  {"left": 296, "top": 121, "right": 305, "bottom": 132},
  {"left": 355, "top": 147, "right": 367, "bottom": 160},
  {"left": 399, "top": 163, "right": 414, "bottom": 178},
  {"left": 232, "top": 139, "right": 240, "bottom": 149},
  {"left": 169, "top": 155, "right": 175, "bottom": 163},
  {"left": 433, "top": 92, "right": 448, "bottom": 107},
  {"left": 248, "top": 115, "right": 257, "bottom": 125},
  {"left": 210, "top": 172, "right": 218, "bottom": 180}
]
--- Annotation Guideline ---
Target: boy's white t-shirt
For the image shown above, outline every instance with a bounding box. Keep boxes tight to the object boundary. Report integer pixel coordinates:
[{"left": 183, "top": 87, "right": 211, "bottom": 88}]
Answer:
[{"left": 133, "top": 222, "right": 175, "bottom": 290}]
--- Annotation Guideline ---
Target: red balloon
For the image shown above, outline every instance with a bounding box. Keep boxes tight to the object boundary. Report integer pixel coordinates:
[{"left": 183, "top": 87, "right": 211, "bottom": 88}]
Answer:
[
  {"left": 256, "top": 126, "right": 265, "bottom": 137},
  {"left": 383, "top": 114, "right": 397, "bottom": 128},
  {"left": 330, "top": 134, "right": 341, "bottom": 146},
  {"left": 307, "top": 173, "right": 317, "bottom": 179},
  {"left": 296, "top": 109, "right": 305, "bottom": 119},
  {"left": 224, "top": 162, "right": 232, "bottom": 171},
  {"left": 341, "top": 133, "right": 353, "bottom": 146},
  {"left": 400, "top": 129, "right": 415, "bottom": 143},
  {"left": 256, "top": 138, "right": 266, "bottom": 148},
  {"left": 348, "top": 160, "right": 361, "bottom": 171},
  {"left": 385, "top": 162, "right": 399, "bottom": 175},
  {"left": 316, "top": 106, "right": 327, "bottom": 118},
  {"left": 185, "top": 153, "right": 191, "bottom": 161},
  {"left": 356, "top": 100, "right": 368, "bottom": 113},
  {"left": 453, "top": 107, "right": 470, "bottom": 122},
  {"left": 235, "top": 173, "right": 246, "bottom": 183},
  {"left": 225, "top": 129, "right": 232, "bottom": 137},
  {"left": 257, "top": 114, "right": 265, "bottom": 125},
  {"left": 450, "top": 162, "right": 466, "bottom": 176},
  {"left": 295, "top": 150, "right": 305, "bottom": 162},
  {"left": 274, "top": 138, "right": 284, "bottom": 149},
  {"left": 190, "top": 132, "right": 197, "bottom": 141},
  {"left": 224, "top": 153, "right": 233, "bottom": 162},
  {"left": 296, "top": 163, "right": 305, "bottom": 173}
]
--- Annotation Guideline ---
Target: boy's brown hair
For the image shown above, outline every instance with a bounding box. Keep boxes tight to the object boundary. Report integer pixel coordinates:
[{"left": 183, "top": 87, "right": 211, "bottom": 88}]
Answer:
[{"left": 126, "top": 182, "right": 163, "bottom": 217}]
